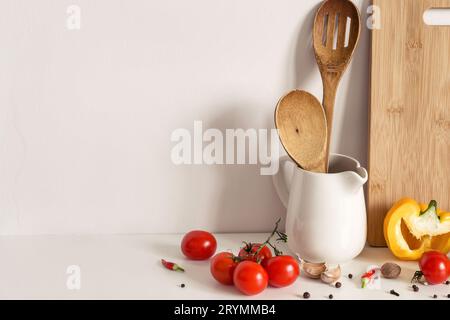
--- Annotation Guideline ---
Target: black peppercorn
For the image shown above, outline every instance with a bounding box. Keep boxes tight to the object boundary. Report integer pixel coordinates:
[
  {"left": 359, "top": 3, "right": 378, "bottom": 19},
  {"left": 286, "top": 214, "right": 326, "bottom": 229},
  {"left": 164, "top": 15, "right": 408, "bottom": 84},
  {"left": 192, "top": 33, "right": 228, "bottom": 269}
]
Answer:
[
  {"left": 180, "top": 283, "right": 185, "bottom": 288},
  {"left": 447, "top": 294, "right": 450, "bottom": 298},
  {"left": 446, "top": 280, "right": 450, "bottom": 285},
  {"left": 433, "top": 294, "right": 438, "bottom": 299},
  {"left": 335, "top": 282, "right": 342, "bottom": 288},
  {"left": 348, "top": 274, "right": 353, "bottom": 279},
  {"left": 328, "top": 294, "right": 333, "bottom": 299},
  {"left": 412, "top": 285, "right": 419, "bottom": 292},
  {"left": 303, "top": 292, "right": 310, "bottom": 299}
]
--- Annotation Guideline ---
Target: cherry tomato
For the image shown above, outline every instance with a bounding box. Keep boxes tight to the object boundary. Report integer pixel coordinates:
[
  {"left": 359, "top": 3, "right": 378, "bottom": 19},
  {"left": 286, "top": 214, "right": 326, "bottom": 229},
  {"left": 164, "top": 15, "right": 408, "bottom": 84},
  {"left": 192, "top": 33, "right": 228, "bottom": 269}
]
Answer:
[
  {"left": 238, "top": 243, "right": 272, "bottom": 263},
  {"left": 210, "top": 252, "right": 239, "bottom": 285},
  {"left": 264, "top": 255, "right": 299, "bottom": 288},
  {"left": 233, "top": 261, "right": 268, "bottom": 295},
  {"left": 419, "top": 251, "right": 450, "bottom": 284},
  {"left": 419, "top": 251, "right": 450, "bottom": 285},
  {"left": 181, "top": 230, "right": 217, "bottom": 260}
]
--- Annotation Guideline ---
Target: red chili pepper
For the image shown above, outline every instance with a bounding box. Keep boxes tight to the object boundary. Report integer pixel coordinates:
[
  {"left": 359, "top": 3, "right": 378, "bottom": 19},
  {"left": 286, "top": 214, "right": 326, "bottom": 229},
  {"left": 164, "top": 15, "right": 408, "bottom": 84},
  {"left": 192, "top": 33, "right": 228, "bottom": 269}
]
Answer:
[
  {"left": 361, "top": 269, "right": 376, "bottom": 279},
  {"left": 161, "top": 259, "right": 185, "bottom": 272}
]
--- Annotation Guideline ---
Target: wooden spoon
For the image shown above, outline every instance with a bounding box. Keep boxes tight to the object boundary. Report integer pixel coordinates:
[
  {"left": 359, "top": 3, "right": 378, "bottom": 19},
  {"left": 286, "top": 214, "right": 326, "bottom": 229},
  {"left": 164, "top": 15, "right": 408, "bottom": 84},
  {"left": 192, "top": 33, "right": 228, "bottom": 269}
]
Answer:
[
  {"left": 313, "top": 0, "right": 361, "bottom": 170},
  {"left": 275, "top": 90, "right": 327, "bottom": 173}
]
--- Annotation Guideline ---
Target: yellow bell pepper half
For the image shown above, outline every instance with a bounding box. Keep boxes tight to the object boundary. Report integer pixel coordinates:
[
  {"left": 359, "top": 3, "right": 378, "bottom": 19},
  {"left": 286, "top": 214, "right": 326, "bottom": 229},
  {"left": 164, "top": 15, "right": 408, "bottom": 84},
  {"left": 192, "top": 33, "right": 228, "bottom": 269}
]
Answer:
[{"left": 384, "top": 198, "right": 450, "bottom": 261}]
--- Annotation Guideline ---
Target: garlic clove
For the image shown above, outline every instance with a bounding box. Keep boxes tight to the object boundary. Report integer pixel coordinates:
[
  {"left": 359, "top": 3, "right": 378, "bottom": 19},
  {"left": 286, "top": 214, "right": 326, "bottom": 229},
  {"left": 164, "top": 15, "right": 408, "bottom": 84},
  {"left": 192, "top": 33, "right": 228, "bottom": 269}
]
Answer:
[
  {"left": 320, "top": 265, "right": 342, "bottom": 284},
  {"left": 302, "top": 261, "right": 326, "bottom": 279}
]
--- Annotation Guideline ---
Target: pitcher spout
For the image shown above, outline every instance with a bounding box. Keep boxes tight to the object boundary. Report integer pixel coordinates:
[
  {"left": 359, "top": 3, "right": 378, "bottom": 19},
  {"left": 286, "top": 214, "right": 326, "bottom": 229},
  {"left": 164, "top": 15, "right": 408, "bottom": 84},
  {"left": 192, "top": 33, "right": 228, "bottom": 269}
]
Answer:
[
  {"left": 346, "top": 166, "right": 368, "bottom": 193},
  {"left": 354, "top": 166, "right": 368, "bottom": 185}
]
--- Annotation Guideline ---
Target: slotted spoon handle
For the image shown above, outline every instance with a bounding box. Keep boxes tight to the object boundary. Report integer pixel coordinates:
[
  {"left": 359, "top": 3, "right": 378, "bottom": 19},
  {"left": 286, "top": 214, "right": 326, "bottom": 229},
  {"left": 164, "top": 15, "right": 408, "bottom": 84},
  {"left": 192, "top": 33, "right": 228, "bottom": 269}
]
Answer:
[{"left": 321, "top": 67, "right": 342, "bottom": 171}]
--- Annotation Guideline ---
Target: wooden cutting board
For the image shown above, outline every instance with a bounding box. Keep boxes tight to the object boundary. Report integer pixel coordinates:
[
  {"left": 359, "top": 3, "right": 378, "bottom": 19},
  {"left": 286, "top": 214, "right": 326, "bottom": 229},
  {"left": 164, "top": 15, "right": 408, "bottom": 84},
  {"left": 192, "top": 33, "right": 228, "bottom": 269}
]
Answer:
[{"left": 368, "top": 0, "right": 450, "bottom": 246}]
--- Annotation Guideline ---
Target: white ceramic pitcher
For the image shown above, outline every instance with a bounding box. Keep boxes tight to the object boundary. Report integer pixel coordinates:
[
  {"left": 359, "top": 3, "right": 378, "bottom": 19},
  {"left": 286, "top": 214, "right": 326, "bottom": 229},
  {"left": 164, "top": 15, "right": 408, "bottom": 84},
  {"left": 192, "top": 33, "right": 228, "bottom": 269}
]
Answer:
[{"left": 273, "top": 153, "right": 368, "bottom": 264}]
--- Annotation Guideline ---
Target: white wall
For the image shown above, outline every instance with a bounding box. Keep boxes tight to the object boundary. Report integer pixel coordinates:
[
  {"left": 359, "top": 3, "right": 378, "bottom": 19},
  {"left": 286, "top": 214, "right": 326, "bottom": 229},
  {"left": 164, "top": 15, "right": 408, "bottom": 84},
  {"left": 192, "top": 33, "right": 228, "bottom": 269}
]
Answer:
[{"left": 0, "top": 0, "right": 370, "bottom": 235}]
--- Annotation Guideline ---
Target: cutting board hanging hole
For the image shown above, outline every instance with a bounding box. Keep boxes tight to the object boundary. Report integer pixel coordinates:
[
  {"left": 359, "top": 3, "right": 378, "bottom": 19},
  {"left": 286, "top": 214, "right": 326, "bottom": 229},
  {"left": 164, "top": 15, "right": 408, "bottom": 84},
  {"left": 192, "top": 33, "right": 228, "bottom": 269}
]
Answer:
[{"left": 423, "top": 8, "right": 450, "bottom": 26}]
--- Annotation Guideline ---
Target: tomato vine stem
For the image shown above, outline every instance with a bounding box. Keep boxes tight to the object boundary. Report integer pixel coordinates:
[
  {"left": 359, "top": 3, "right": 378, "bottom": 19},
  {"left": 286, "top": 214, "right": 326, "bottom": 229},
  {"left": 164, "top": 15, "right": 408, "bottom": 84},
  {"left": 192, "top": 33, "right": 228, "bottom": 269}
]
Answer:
[{"left": 254, "top": 218, "right": 288, "bottom": 260}]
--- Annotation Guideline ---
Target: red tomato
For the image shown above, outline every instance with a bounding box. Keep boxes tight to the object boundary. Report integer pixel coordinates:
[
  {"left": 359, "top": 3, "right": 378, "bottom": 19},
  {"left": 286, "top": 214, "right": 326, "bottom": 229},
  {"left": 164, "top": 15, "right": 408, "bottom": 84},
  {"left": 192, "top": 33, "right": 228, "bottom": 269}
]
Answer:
[
  {"left": 210, "top": 252, "right": 238, "bottom": 285},
  {"left": 264, "top": 255, "right": 299, "bottom": 288},
  {"left": 419, "top": 251, "right": 450, "bottom": 285},
  {"left": 238, "top": 243, "right": 272, "bottom": 263},
  {"left": 233, "top": 261, "right": 268, "bottom": 295},
  {"left": 181, "top": 230, "right": 217, "bottom": 260}
]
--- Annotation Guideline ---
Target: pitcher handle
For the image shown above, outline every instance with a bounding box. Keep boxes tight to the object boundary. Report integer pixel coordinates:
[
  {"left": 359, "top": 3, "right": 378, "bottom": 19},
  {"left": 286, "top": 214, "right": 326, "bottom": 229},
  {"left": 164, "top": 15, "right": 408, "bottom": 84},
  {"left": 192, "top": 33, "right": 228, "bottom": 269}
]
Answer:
[{"left": 272, "top": 156, "right": 295, "bottom": 208}]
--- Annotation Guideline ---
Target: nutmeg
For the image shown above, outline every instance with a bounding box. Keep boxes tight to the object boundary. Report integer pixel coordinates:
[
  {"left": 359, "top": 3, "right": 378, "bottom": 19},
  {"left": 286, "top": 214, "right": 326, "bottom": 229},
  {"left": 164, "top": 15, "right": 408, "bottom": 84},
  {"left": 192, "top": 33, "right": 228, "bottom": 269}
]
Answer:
[{"left": 381, "top": 262, "right": 401, "bottom": 279}]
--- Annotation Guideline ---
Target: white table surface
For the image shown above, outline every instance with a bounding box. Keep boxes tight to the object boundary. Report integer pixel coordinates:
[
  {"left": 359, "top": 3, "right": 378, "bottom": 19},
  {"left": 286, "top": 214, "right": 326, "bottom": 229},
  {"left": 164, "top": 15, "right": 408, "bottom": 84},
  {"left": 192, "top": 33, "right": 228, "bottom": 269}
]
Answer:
[{"left": 0, "top": 233, "right": 448, "bottom": 300}]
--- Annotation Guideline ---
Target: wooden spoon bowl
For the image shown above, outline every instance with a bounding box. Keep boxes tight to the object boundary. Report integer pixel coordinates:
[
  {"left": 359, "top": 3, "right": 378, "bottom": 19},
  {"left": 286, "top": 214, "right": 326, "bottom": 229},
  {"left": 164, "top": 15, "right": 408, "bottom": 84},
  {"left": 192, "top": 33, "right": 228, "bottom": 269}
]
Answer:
[{"left": 274, "top": 90, "right": 327, "bottom": 173}]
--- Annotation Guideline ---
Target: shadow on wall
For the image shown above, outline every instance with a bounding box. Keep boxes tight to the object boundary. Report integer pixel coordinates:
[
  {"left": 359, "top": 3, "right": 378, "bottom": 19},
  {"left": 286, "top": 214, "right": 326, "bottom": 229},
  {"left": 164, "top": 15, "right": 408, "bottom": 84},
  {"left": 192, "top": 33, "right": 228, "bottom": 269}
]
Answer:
[
  {"left": 204, "top": 104, "right": 286, "bottom": 233},
  {"left": 336, "top": 0, "right": 370, "bottom": 168},
  {"left": 293, "top": 2, "right": 322, "bottom": 90}
]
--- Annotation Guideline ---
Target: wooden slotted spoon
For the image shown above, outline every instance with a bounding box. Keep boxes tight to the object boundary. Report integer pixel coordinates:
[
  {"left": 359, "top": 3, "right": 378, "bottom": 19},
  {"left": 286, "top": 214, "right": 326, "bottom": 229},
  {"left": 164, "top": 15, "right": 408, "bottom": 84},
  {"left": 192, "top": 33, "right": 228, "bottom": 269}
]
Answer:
[
  {"left": 313, "top": 0, "right": 361, "bottom": 170},
  {"left": 275, "top": 90, "right": 328, "bottom": 173}
]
